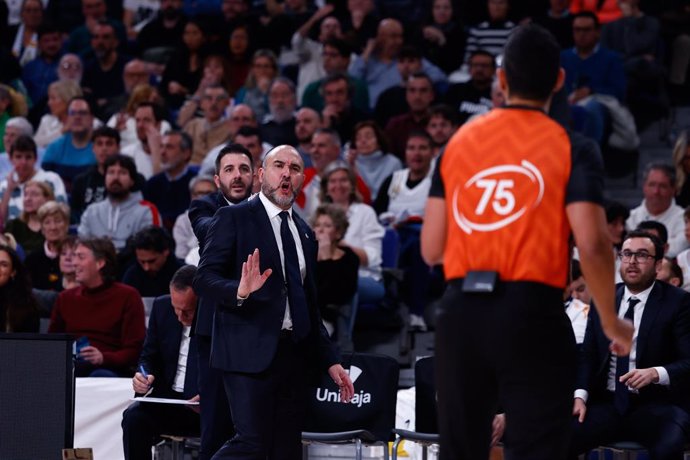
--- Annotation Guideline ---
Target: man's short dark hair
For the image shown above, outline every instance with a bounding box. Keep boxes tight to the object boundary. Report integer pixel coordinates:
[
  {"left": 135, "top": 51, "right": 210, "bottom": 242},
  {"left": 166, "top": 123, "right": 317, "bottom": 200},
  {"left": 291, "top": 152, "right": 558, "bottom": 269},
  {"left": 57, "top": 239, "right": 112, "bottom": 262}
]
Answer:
[
  {"left": 571, "top": 259, "right": 583, "bottom": 281},
  {"left": 68, "top": 96, "right": 93, "bottom": 114},
  {"left": 235, "top": 125, "right": 262, "bottom": 142},
  {"left": 642, "top": 162, "right": 675, "bottom": 187},
  {"left": 103, "top": 154, "right": 137, "bottom": 180},
  {"left": 407, "top": 129, "right": 433, "bottom": 147},
  {"left": 215, "top": 143, "right": 253, "bottom": 174},
  {"left": 573, "top": 11, "right": 600, "bottom": 29},
  {"left": 9, "top": 135, "right": 37, "bottom": 157},
  {"left": 408, "top": 71, "right": 434, "bottom": 89},
  {"left": 321, "top": 73, "right": 353, "bottom": 98},
  {"left": 636, "top": 221, "right": 669, "bottom": 245},
  {"left": 624, "top": 230, "right": 664, "bottom": 261},
  {"left": 323, "top": 38, "right": 351, "bottom": 58},
  {"left": 77, "top": 237, "right": 117, "bottom": 282},
  {"left": 170, "top": 265, "right": 197, "bottom": 291},
  {"left": 398, "top": 45, "right": 423, "bottom": 60},
  {"left": 502, "top": 24, "right": 561, "bottom": 102},
  {"left": 92, "top": 125, "right": 121, "bottom": 145},
  {"left": 135, "top": 101, "right": 165, "bottom": 123},
  {"left": 130, "top": 225, "right": 174, "bottom": 253},
  {"left": 37, "top": 22, "right": 61, "bottom": 39},
  {"left": 164, "top": 130, "right": 193, "bottom": 152},
  {"left": 605, "top": 200, "right": 630, "bottom": 223},
  {"left": 469, "top": 50, "right": 496, "bottom": 67}
]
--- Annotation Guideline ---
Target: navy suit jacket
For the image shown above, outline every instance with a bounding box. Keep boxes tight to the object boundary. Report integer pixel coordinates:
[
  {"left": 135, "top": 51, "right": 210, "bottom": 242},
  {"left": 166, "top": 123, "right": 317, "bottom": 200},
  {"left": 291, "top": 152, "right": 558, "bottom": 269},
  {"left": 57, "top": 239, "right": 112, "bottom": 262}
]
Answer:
[
  {"left": 577, "top": 281, "right": 690, "bottom": 411},
  {"left": 138, "top": 295, "right": 199, "bottom": 399},
  {"left": 193, "top": 196, "right": 339, "bottom": 374},
  {"left": 189, "top": 191, "right": 229, "bottom": 337}
]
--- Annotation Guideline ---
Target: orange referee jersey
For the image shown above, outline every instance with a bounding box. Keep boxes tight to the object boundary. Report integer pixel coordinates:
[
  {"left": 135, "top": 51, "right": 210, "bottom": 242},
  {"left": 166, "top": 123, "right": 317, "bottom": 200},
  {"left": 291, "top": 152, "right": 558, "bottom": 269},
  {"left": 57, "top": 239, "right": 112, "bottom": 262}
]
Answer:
[{"left": 440, "top": 107, "right": 573, "bottom": 289}]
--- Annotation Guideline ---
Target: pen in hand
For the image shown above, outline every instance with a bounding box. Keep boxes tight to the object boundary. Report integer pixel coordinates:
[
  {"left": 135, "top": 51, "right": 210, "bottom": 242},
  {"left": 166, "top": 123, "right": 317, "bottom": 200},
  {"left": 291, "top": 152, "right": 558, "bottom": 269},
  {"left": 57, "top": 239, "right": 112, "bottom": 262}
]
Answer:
[{"left": 137, "top": 365, "right": 154, "bottom": 397}]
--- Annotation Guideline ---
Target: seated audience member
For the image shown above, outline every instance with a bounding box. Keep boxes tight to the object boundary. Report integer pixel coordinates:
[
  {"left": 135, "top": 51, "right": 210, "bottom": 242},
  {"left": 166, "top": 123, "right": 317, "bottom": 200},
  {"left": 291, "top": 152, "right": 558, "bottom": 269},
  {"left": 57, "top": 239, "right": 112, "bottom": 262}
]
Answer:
[
  {"left": 294, "top": 107, "right": 322, "bottom": 167},
  {"left": 0, "top": 244, "right": 39, "bottom": 332},
  {"left": 42, "top": 97, "right": 98, "bottom": 186},
  {"left": 606, "top": 200, "right": 630, "bottom": 283},
  {"left": 347, "top": 120, "right": 402, "bottom": 199},
  {"left": 385, "top": 72, "right": 435, "bottom": 160},
  {"left": 24, "top": 201, "right": 69, "bottom": 291},
  {"left": 425, "top": 104, "right": 458, "bottom": 156},
  {"left": 374, "top": 131, "right": 435, "bottom": 330},
  {"left": 373, "top": 45, "right": 424, "bottom": 128},
  {"left": 627, "top": 163, "right": 686, "bottom": 257},
  {"left": 302, "top": 38, "right": 370, "bottom": 115},
  {"left": 560, "top": 12, "right": 627, "bottom": 146},
  {"left": 414, "top": 0, "right": 465, "bottom": 75},
  {"left": 175, "top": 55, "right": 235, "bottom": 128},
  {"left": 260, "top": 77, "right": 299, "bottom": 147},
  {"left": 106, "top": 84, "right": 172, "bottom": 151},
  {"left": 4, "top": 180, "right": 54, "bottom": 254},
  {"left": 58, "top": 235, "right": 79, "bottom": 290},
  {"left": 1, "top": 116, "right": 35, "bottom": 178},
  {"left": 657, "top": 257, "right": 683, "bottom": 288},
  {"left": 121, "top": 101, "right": 166, "bottom": 179},
  {"left": 56, "top": 53, "right": 84, "bottom": 85},
  {"left": 462, "top": 0, "right": 515, "bottom": 65},
  {"left": 173, "top": 175, "right": 216, "bottom": 262},
  {"left": 296, "top": 128, "right": 370, "bottom": 221},
  {"left": 673, "top": 207, "right": 690, "bottom": 291},
  {"left": 34, "top": 80, "right": 84, "bottom": 149},
  {"left": 0, "top": 86, "right": 28, "bottom": 154},
  {"left": 313, "top": 203, "right": 359, "bottom": 347},
  {"left": 565, "top": 260, "right": 591, "bottom": 346},
  {"left": 122, "top": 226, "right": 183, "bottom": 298},
  {"left": 636, "top": 220, "right": 670, "bottom": 256},
  {"left": 143, "top": 131, "right": 197, "bottom": 231},
  {"left": 8, "top": 0, "right": 43, "bottom": 67},
  {"left": 48, "top": 237, "right": 146, "bottom": 377},
  {"left": 443, "top": 50, "right": 495, "bottom": 126},
  {"left": 100, "top": 59, "right": 152, "bottom": 123},
  {"left": 0, "top": 135, "right": 66, "bottom": 224},
  {"left": 181, "top": 85, "right": 232, "bottom": 165},
  {"left": 121, "top": 265, "right": 200, "bottom": 460},
  {"left": 65, "top": 0, "right": 127, "bottom": 56},
  {"left": 569, "top": 231, "right": 690, "bottom": 459},
  {"left": 533, "top": 0, "right": 575, "bottom": 49},
  {"left": 319, "top": 73, "right": 369, "bottom": 145},
  {"left": 135, "top": 0, "right": 187, "bottom": 53},
  {"left": 235, "top": 49, "right": 279, "bottom": 123},
  {"left": 320, "top": 160, "right": 385, "bottom": 306},
  {"left": 78, "top": 154, "right": 161, "bottom": 252},
  {"left": 673, "top": 130, "right": 690, "bottom": 209}
]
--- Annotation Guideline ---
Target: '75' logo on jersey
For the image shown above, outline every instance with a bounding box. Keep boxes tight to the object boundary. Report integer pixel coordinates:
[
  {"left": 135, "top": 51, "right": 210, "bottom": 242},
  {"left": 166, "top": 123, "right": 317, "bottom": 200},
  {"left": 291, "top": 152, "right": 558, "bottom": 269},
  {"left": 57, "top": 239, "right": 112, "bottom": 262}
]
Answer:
[{"left": 452, "top": 160, "right": 545, "bottom": 234}]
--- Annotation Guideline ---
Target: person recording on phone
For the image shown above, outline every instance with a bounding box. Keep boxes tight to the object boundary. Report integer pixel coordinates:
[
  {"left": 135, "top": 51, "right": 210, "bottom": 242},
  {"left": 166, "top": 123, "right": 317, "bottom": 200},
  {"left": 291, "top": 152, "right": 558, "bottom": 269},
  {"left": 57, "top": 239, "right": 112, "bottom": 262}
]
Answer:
[{"left": 121, "top": 265, "right": 201, "bottom": 460}]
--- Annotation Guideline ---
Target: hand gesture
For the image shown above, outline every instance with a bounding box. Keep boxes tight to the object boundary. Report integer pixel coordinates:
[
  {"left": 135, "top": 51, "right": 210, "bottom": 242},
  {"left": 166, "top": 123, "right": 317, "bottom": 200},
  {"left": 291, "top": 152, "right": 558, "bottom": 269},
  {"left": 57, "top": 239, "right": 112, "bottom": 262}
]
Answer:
[
  {"left": 422, "top": 26, "right": 445, "bottom": 45},
  {"left": 314, "top": 3, "right": 335, "bottom": 21},
  {"left": 620, "top": 368, "right": 659, "bottom": 390},
  {"left": 605, "top": 317, "right": 634, "bottom": 357},
  {"left": 79, "top": 346, "right": 104, "bottom": 365},
  {"left": 133, "top": 371, "right": 155, "bottom": 394},
  {"left": 572, "top": 397, "right": 587, "bottom": 423},
  {"left": 237, "top": 249, "right": 273, "bottom": 299},
  {"left": 490, "top": 413, "right": 505, "bottom": 446},
  {"left": 328, "top": 364, "right": 355, "bottom": 403},
  {"left": 168, "top": 81, "right": 188, "bottom": 96}
]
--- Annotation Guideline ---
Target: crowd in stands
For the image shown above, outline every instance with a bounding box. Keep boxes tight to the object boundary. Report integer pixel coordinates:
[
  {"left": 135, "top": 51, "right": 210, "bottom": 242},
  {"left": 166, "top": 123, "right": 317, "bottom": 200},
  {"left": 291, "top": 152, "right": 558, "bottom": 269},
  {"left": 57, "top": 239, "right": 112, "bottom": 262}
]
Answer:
[{"left": 0, "top": 0, "right": 690, "bottom": 456}]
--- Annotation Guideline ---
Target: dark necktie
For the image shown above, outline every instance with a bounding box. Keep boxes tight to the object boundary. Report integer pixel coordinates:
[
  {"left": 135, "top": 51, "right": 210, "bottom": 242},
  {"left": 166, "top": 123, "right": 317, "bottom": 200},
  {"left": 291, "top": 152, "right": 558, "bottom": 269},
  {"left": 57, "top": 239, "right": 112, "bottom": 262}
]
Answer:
[
  {"left": 614, "top": 297, "right": 639, "bottom": 414},
  {"left": 279, "top": 211, "right": 310, "bottom": 341}
]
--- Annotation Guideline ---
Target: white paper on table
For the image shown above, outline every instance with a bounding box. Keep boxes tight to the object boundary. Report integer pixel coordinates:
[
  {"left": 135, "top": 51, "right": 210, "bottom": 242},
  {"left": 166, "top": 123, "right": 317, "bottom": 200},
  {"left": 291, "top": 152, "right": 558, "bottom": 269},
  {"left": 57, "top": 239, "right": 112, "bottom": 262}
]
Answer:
[{"left": 131, "top": 397, "right": 199, "bottom": 405}]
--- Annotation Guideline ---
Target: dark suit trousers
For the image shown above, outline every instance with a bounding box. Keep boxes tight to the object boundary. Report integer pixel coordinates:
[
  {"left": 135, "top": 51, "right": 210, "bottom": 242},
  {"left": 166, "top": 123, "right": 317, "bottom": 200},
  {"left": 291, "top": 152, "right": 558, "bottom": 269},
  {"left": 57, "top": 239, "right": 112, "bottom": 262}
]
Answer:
[
  {"left": 197, "top": 334, "right": 235, "bottom": 460},
  {"left": 435, "top": 281, "right": 577, "bottom": 460},
  {"left": 212, "top": 335, "right": 309, "bottom": 460},
  {"left": 121, "top": 400, "right": 200, "bottom": 460},
  {"left": 569, "top": 399, "right": 690, "bottom": 460}
]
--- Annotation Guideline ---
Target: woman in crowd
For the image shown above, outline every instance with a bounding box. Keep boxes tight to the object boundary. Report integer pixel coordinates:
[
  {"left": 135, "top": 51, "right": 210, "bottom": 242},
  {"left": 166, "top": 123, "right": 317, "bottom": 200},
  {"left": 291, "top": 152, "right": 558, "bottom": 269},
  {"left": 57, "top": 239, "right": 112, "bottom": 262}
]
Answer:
[
  {"left": 58, "top": 235, "right": 78, "bottom": 291},
  {"left": 320, "top": 160, "right": 385, "bottom": 305},
  {"left": 234, "top": 49, "right": 278, "bottom": 122},
  {"left": 226, "top": 25, "right": 253, "bottom": 98},
  {"left": 0, "top": 244, "right": 39, "bottom": 332},
  {"left": 415, "top": 0, "right": 465, "bottom": 74},
  {"left": 24, "top": 201, "right": 69, "bottom": 291},
  {"left": 34, "top": 80, "right": 82, "bottom": 148},
  {"left": 160, "top": 18, "right": 209, "bottom": 109},
  {"left": 348, "top": 121, "right": 402, "bottom": 199},
  {"left": 4, "top": 180, "right": 54, "bottom": 254},
  {"left": 176, "top": 54, "right": 233, "bottom": 126},
  {"left": 106, "top": 83, "right": 171, "bottom": 150}
]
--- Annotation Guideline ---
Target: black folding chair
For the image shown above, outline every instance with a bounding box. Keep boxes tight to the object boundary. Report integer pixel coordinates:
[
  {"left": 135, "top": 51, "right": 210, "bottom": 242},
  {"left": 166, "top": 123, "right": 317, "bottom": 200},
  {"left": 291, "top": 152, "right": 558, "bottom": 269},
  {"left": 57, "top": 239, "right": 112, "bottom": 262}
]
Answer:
[
  {"left": 302, "top": 352, "right": 400, "bottom": 460},
  {"left": 392, "top": 356, "right": 440, "bottom": 460}
]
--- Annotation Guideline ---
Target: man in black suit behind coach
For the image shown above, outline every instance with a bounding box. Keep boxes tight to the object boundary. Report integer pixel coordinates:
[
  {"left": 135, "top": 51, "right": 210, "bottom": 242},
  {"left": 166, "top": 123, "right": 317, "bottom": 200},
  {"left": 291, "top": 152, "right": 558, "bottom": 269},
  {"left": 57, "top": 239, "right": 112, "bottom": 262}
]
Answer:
[{"left": 194, "top": 145, "right": 354, "bottom": 459}]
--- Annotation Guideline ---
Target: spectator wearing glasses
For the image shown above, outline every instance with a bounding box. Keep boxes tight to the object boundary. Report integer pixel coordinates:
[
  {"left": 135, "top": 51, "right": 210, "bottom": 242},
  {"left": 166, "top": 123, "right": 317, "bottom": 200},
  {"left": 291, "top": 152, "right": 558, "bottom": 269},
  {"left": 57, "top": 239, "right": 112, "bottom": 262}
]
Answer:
[
  {"left": 42, "top": 97, "right": 98, "bottom": 187},
  {"left": 569, "top": 230, "right": 690, "bottom": 459},
  {"left": 181, "top": 85, "right": 232, "bottom": 165}
]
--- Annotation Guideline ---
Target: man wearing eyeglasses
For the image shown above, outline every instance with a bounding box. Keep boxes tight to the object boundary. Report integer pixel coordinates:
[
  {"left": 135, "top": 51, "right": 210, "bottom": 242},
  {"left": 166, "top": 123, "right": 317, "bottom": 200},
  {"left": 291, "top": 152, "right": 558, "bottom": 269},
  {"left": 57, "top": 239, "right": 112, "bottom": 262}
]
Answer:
[
  {"left": 569, "top": 230, "right": 690, "bottom": 459},
  {"left": 182, "top": 85, "right": 232, "bottom": 166}
]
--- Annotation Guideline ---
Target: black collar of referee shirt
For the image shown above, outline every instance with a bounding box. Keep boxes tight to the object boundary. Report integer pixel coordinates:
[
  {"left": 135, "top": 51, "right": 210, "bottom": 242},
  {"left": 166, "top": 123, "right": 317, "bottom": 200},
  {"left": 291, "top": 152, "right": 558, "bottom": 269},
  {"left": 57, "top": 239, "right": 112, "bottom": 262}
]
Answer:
[{"left": 503, "top": 104, "right": 546, "bottom": 113}]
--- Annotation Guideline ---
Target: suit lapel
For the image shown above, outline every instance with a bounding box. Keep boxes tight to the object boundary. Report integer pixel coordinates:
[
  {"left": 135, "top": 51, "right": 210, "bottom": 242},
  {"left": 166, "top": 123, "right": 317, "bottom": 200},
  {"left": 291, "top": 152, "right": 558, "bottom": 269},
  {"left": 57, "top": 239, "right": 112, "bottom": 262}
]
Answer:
[
  {"left": 598, "top": 286, "right": 625, "bottom": 374},
  {"left": 636, "top": 282, "right": 663, "bottom": 364}
]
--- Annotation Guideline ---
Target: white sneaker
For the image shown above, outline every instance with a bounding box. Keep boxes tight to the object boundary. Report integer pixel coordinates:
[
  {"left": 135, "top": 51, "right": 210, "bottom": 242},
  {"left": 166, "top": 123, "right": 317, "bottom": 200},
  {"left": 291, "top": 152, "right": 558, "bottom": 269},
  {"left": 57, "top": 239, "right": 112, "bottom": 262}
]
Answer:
[{"left": 409, "top": 314, "right": 427, "bottom": 332}]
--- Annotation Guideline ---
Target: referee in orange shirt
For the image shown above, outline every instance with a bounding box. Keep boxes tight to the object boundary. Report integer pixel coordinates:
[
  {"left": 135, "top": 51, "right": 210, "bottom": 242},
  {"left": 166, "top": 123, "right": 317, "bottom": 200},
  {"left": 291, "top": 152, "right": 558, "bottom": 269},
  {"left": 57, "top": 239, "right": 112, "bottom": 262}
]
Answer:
[{"left": 421, "top": 25, "right": 633, "bottom": 460}]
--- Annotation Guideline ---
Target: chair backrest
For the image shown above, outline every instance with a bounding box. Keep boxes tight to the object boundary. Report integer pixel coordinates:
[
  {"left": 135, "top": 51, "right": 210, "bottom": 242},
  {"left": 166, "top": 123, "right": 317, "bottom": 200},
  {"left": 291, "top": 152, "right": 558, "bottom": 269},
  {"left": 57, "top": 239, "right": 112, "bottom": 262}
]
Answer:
[
  {"left": 414, "top": 356, "right": 438, "bottom": 434},
  {"left": 381, "top": 227, "right": 400, "bottom": 269},
  {"left": 303, "top": 352, "right": 400, "bottom": 441}
]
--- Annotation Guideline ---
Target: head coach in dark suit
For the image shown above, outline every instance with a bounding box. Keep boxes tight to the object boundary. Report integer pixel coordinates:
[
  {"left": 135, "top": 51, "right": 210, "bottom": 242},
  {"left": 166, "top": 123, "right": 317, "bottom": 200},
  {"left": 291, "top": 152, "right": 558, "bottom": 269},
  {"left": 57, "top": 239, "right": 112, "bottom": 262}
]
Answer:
[
  {"left": 121, "top": 265, "right": 201, "bottom": 460},
  {"left": 188, "top": 144, "right": 254, "bottom": 459},
  {"left": 194, "top": 144, "right": 355, "bottom": 458},
  {"left": 570, "top": 230, "right": 690, "bottom": 459}
]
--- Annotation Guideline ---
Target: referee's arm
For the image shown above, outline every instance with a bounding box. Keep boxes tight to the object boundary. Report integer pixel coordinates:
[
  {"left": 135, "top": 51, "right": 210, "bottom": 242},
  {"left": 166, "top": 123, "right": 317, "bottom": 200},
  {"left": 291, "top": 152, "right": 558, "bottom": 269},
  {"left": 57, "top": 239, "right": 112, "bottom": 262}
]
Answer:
[{"left": 421, "top": 197, "right": 446, "bottom": 266}]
